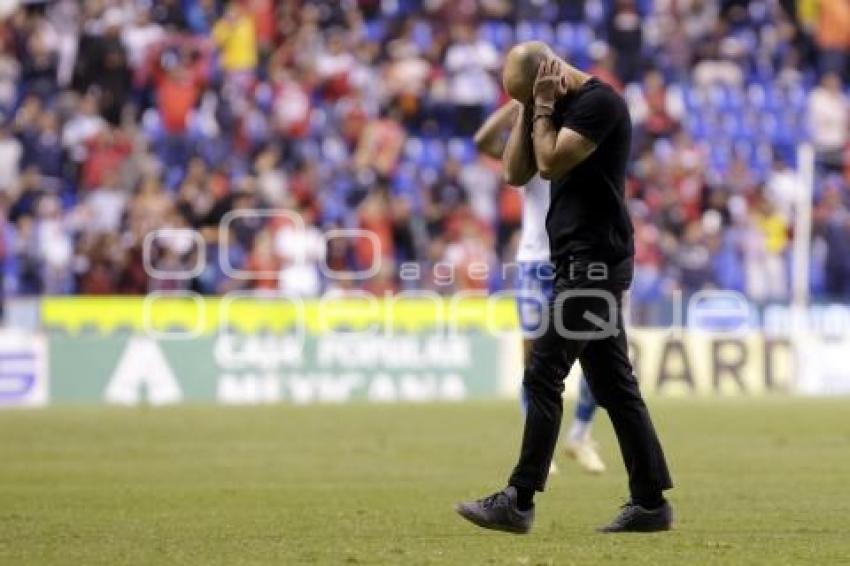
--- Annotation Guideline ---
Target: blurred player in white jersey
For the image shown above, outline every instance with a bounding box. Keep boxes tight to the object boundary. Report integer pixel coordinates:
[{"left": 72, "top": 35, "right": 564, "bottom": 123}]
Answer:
[{"left": 474, "top": 101, "right": 605, "bottom": 474}]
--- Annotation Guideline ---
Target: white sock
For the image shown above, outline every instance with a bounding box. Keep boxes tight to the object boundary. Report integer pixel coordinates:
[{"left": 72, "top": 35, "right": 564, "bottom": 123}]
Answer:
[{"left": 567, "top": 420, "right": 591, "bottom": 443}]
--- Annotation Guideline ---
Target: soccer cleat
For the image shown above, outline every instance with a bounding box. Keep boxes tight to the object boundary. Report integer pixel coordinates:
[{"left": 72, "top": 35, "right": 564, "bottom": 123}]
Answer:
[
  {"left": 565, "top": 438, "right": 606, "bottom": 474},
  {"left": 597, "top": 500, "right": 673, "bottom": 533},
  {"left": 454, "top": 486, "right": 534, "bottom": 534}
]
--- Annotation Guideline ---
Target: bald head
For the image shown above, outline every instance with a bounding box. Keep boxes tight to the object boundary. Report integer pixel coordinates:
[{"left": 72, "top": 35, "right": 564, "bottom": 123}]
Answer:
[{"left": 503, "top": 41, "right": 556, "bottom": 102}]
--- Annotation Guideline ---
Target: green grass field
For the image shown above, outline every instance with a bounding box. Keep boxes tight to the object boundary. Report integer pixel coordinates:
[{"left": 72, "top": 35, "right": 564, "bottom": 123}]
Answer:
[{"left": 1, "top": 399, "right": 849, "bottom": 565}]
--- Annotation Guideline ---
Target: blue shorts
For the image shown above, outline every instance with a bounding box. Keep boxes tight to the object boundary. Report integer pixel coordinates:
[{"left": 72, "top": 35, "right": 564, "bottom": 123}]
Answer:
[{"left": 515, "top": 261, "right": 555, "bottom": 338}]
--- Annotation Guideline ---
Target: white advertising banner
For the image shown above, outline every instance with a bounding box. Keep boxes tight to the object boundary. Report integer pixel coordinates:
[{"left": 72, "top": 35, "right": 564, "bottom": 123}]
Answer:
[{"left": 0, "top": 330, "right": 49, "bottom": 408}]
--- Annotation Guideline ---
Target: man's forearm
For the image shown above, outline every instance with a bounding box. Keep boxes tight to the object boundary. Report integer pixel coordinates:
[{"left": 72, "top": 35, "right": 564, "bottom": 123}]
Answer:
[
  {"left": 502, "top": 105, "right": 536, "bottom": 186},
  {"left": 532, "top": 115, "right": 597, "bottom": 180},
  {"left": 531, "top": 115, "right": 559, "bottom": 179},
  {"left": 474, "top": 101, "right": 520, "bottom": 159}
]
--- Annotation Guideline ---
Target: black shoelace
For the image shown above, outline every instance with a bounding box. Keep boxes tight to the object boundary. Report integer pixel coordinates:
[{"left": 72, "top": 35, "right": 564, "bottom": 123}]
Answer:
[
  {"left": 614, "top": 502, "right": 642, "bottom": 521},
  {"left": 480, "top": 491, "right": 508, "bottom": 509}
]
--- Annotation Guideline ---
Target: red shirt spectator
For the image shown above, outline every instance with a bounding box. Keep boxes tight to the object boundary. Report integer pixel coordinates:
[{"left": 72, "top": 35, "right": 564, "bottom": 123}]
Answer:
[
  {"left": 157, "top": 66, "right": 201, "bottom": 134},
  {"left": 247, "top": 0, "right": 275, "bottom": 51},
  {"left": 80, "top": 129, "right": 132, "bottom": 190}
]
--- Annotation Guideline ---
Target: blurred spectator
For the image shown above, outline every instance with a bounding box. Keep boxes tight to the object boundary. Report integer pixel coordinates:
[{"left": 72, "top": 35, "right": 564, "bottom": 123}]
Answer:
[
  {"left": 442, "top": 218, "right": 497, "bottom": 292},
  {"left": 815, "top": 182, "right": 850, "bottom": 299},
  {"left": 212, "top": 2, "right": 257, "bottom": 77},
  {"left": 245, "top": 229, "right": 279, "bottom": 291},
  {"left": 80, "top": 127, "right": 132, "bottom": 191},
  {"left": 627, "top": 70, "right": 684, "bottom": 149},
  {"left": 276, "top": 213, "right": 324, "bottom": 297},
  {"left": 186, "top": 0, "right": 219, "bottom": 34},
  {"left": 62, "top": 93, "right": 107, "bottom": 166},
  {"left": 152, "top": 0, "right": 188, "bottom": 30},
  {"left": 353, "top": 113, "right": 405, "bottom": 177},
  {"left": 807, "top": 73, "right": 848, "bottom": 172},
  {"left": 36, "top": 194, "right": 73, "bottom": 294},
  {"left": 607, "top": 0, "right": 644, "bottom": 83},
  {"left": 443, "top": 24, "right": 499, "bottom": 135},
  {"left": 74, "top": 9, "right": 131, "bottom": 125},
  {"left": 588, "top": 43, "right": 624, "bottom": 93},
  {"left": 315, "top": 29, "right": 356, "bottom": 99},
  {"left": 122, "top": 8, "right": 165, "bottom": 71},
  {"left": 271, "top": 69, "right": 311, "bottom": 138},
  {"left": 0, "top": 124, "right": 21, "bottom": 192},
  {"left": 765, "top": 157, "right": 800, "bottom": 219},
  {"left": 670, "top": 220, "right": 714, "bottom": 300},
  {"left": 459, "top": 155, "right": 501, "bottom": 227},
  {"left": 747, "top": 196, "right": 790, "bottom": 303},
  {"left": 20, "top": 110, "right": 63, "bottom": 180},
  {"left": 811, "top": 0, "right": 850, "bottom": 76}
]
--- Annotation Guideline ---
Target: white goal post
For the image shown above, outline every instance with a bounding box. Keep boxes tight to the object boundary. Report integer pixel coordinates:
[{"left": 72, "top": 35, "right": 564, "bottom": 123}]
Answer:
[{"left": 792, "top": 143, "right": 815, "bottom": 311}]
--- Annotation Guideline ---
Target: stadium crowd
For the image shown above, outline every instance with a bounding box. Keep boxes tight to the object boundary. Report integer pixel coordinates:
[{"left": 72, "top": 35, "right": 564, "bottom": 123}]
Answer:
[{"left": 0, "top": 0, "right": 848, "bottom": 321}]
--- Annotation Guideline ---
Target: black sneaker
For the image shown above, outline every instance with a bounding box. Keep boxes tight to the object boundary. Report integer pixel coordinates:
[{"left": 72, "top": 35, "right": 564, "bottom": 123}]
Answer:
[
  {"left": 597, "top": 500, "right": 673, "bottom": 533},
  {"left": 454, "top": 486, "right": 534, "bottom": 534}
]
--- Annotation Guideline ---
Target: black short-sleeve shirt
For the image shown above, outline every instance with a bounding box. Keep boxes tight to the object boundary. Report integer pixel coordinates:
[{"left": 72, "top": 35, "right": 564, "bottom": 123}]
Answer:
[{"left": 545, "top": 77, "right": 634, "bottom": 266}]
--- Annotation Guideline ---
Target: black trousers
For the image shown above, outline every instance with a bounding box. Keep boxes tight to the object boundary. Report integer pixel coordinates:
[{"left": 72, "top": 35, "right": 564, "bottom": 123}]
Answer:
[{"left": 508, "top": 258, "right": 673, "bottom": 502}]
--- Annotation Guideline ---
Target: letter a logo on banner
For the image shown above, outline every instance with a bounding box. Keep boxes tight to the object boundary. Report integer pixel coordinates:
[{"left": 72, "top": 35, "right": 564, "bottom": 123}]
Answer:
[{"left": 104, "top": 337, "right": 183, "bottom": 406}]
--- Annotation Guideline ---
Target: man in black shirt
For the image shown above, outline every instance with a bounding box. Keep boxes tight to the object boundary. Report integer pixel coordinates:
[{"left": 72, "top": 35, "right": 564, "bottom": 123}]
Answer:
[{"left": 456, "top": 42, "right": 673, "bottom": 533}]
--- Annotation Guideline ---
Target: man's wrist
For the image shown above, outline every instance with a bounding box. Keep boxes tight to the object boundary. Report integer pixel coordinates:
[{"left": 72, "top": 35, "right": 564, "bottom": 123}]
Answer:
[
  {"left": 534, "top": 92, "right": 555, "bottom": 104},
  {"left": 534, "top": 95, "right": 555, "bottom": 110},
  {"left": 532, "top": 112, "right": 552, "bottom": 126},
  {"left": 533, "top": 99, "right": 555, "bottom": 123}
]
